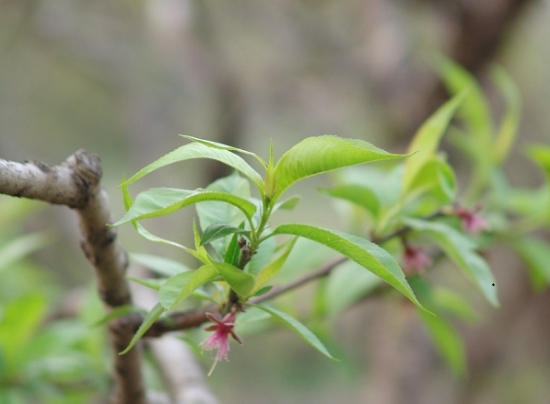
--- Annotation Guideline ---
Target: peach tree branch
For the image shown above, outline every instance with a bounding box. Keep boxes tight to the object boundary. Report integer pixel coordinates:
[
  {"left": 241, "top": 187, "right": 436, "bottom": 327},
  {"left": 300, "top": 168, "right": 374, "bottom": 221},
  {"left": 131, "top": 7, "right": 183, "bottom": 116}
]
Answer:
[{"left": 0, "top": 151, "right": 146, "bottom": 404}]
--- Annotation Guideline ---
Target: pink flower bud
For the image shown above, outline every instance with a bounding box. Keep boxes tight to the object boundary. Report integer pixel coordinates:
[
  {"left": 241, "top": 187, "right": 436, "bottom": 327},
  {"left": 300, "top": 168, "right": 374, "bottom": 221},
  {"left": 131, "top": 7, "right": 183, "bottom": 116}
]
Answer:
[
  {"left": 455, "top": 205, "right": 489, "bottom": 235},
  {"left": 402, "top": 244, "right": 432, "bottom": 274},
  {"left": 199, "top": 311, "right": 243, "bottom": 376}
]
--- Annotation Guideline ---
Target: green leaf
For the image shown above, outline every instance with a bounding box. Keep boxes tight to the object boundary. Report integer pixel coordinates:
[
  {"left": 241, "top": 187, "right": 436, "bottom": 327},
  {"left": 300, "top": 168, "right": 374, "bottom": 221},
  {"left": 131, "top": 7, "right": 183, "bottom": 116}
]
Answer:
[
  {"left": 325, "top": 260, "right": 381, "bottom": 317},
  {"left": 273, "top": 195, "right": 301, "bottom": 211},
  {"left": 405, "top": 218, "right": 499, "bottom": 306},
  {"left": 273, "top": 135, "right": 408, "bottom": 201},
  {"left": 420, "top": 311, "right": 466, "bottom": 377},
  {"left": 247, "top": 230, "right": 276, "bottom": 276},
  {"left": 248, "top": 303, "right": 337, "bottom": 360},
  {"left": 126, "top": 277, "right": 165, "bottom": 291},
  {"left": 181, "top": 135, "right": 268, "bottom": 169},
  {"left": 0, "top": 232, "right": 53, "bottom": 274},
  {"left": 252, "top": 286, "right": 273, "bottom": 297},
  {"left": 402, "top": 91, "right": 467, "bottom": 195},
  {"left": 122, "top": 141, "right": 265, "bottom": 192},
  {"left": 436, "top": 57, "right": 494, "bottom": 198},
  {"left": 0, "top": 293, "right": 47, "bottom": 372},
  {"left": 197, "top": 173, "right": 252, "bottom": 256},
  {"left": 265, "top": 139, "right": 276, "bottom": 198},
  {"left": 158, "top": 272, "right": 194, "bottom": 309},
  {"left": 253, "top": 237, "right": 298, "bottom": 293},
  {"left": 135, "top": 222, "right": 195, "bottom": 255},
  {"left": 272, "top": 224, "right": 428, "bottom": 312},
  {"left": 319, "top": 184, "right": 380, "bottom": 217},
  {"left": 120, "top": 179, "right": 222, "bottom": 260},
  {"left": 113, "top": 188, "right": 256, "bottom": 226},
  {"left": 119, "top": 303, "right": 164, "bottom": 355},
  {"left": 200, "top": 224, "right": 250, "bottom": 246},
  {"left": 436, "top": 56, "right": 493, "bottom": 140},
  {"left": 512, "top": 236, "right": 550, "bottom": 292},
  {"left": 91, "top": 305, "right": 144, "bottom": 327},
  {"left": 129, "top": 253, "right": 190, "bottom": 277},
  {"left": 432, "top": 287, "right": 479, "bottom": 323},
  {"left": 528, "top": 145, "right": 550, "bottom": 181},
  {"left": 159, "top": 265, "right": 219, "bottom": 310},
  {"left": 211, "top": 262, "right": 256, "bottom": 297},
  {"left": 121, "top": 174, "right": 133, "bottom": 211},
  {"left": 491, "top": 66, "right": 521, "bottom": 165},
  {"left": 224, "top": 231, "right": 242, "bottom": 267},
  {"left": 406, "top": 157, "right": 457, "bottom": 203},
  {"left": 410, "top": 277, "right": 466, "bottom": 377}
]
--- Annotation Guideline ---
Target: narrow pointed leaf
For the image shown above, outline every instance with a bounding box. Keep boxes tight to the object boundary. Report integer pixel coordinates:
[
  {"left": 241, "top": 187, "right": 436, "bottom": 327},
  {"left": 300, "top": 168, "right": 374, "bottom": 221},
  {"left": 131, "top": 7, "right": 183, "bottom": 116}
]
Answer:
[
  {"left": 0, "top": 294, "right": 46, "bottom": 367},
  {"left": 120, "top": 174, "right": 133, "bottom": 211},
  {"left": 273, "top": 195, "right": 301, "bottom": 211},
  {"left": 120, "top": 303, "right": 164, "bottom": 355},
  {"left": 319, "top": 184, "right": 380, "bottom": 216},
  {"left": 247, "top": 230, "right": 276, "bottom": 275},
  {"left": 197, "top": 173, "right": 251, "bottom": 256},
  {"left": 126, "top": 277, "right": 165, "bottom": 291},
  {"left": 528, "top": 145, "right": 550, "bottom": 181},
  {"left": 181, "top": 135, "right": 267, "bottom": 169},
  {"left": 253, "top": 237, "right": 298, "bottom": 293},
  {"left": 120, "top": 177, "right": 204, "bottom": 261},
  {"left": 249, "top": 303, "right": 336, "bottom": 360},
  {"left": 0, "top": 232, "right": 52, "bottom": 273},
  {"left": 122, "top": 142, "right": 264, "bottom": 192},
  {"left": 200, "top": 224, "right": 250, "bottom": 246},
  {"left": 211, "top": 262, "right": 256, "bottom": 297},
  {"left": 420, "top": 310, "right": 466, "bottom": 377},
  {"left": 405, "top": 218, "right": 498, "bottom": 306},
  {"left": 410, "top": 277, "right": 466, "bottom": 377},
  {"left": 492, "top": 66, "right": 521, "bottom": 164},
  {"left": 273, "top": 135, "right": 408, "bottom": 200},
  {"left": 512, "top": 236, "right": 550, "bottom": 291},
  {"left": 406, "top": 158, "right": 457, "bottom": 203},
  {"left": 436, "top": 56, "right": 493, "bottom": 139},
  {"left": 129, "top": 253, "right": 190, "bottom": 277},
  {"left": 325, "top": 260, "right": 381, "bottom": 316},
  {"left": 432, "top": 287, "right": 479, "bottom": 323},
  {"left": 272, "top": 224, "right": 428, "bottom": 312},
  {"left": 91, "top": 305, "right": 144, "bottom": 327},
  {"left": 135, "top": 222, "right": 196, "bottom": 255},
  {"left": 158, "top": 272, "right": 194, "bottom": 309},
  {"left": 160, "top": 265, "right": 219, "bottom": 310},
  {"left": 402, "top": 91, "right": 467, "bottom": 195},
  {"left": 113, "top": 188, "right": 256, "bottom": 226},
  {"left": 224, "top": 232, "right": 242, "bottom": 267}
]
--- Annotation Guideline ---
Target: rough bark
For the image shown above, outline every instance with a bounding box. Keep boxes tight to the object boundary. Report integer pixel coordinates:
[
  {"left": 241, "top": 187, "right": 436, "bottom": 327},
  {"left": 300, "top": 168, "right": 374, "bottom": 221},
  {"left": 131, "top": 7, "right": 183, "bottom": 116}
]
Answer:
[{"left": 0, "top": 151, "right": 146, "bottom": 404}]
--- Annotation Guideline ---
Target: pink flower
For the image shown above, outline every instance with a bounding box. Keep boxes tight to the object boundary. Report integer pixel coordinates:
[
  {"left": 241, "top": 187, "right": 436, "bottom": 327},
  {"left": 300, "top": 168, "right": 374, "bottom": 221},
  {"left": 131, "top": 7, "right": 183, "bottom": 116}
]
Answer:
[
  {"left": 455, "top": 205, "right": 489, "bottom": 235},
  {"left": 199, "top": 311, "right": 243, "bottom": 376},
  {"left": 402, "top": 244, "right": 432, "bottom": 274}
]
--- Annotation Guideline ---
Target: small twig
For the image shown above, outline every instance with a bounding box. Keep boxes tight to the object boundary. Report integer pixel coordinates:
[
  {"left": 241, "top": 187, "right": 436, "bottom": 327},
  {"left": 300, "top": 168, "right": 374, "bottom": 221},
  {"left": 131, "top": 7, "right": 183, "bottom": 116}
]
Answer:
[{"left": 250, "top": 256, "right": 347, "bottom": 304}]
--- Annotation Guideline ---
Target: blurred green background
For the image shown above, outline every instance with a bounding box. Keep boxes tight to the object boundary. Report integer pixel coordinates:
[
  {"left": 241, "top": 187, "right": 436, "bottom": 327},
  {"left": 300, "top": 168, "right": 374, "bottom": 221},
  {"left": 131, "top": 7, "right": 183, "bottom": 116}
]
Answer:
[{"left": 1, "top": 1, "right": 550, "bottom": 403}]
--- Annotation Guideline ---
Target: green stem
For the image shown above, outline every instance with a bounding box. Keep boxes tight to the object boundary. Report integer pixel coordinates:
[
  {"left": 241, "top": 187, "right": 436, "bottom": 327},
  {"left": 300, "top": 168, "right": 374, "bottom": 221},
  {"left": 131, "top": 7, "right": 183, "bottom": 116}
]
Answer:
[{"left": 224, "top": 242, "right": 254, "bottom": 314}]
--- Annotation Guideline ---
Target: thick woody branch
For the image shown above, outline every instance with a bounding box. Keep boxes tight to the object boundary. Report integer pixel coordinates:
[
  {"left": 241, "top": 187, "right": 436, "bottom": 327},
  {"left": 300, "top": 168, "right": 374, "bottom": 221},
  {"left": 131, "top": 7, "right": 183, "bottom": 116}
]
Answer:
[{"left": 0, "top": 151, "right": 146, "bottom": 404}]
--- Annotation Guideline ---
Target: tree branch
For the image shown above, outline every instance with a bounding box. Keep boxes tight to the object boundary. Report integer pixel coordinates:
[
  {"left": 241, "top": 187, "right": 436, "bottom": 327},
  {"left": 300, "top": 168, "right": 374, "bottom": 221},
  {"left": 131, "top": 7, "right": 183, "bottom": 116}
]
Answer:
[{"left": 0, "top": 151, "right": 146, "bottom": 404}]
